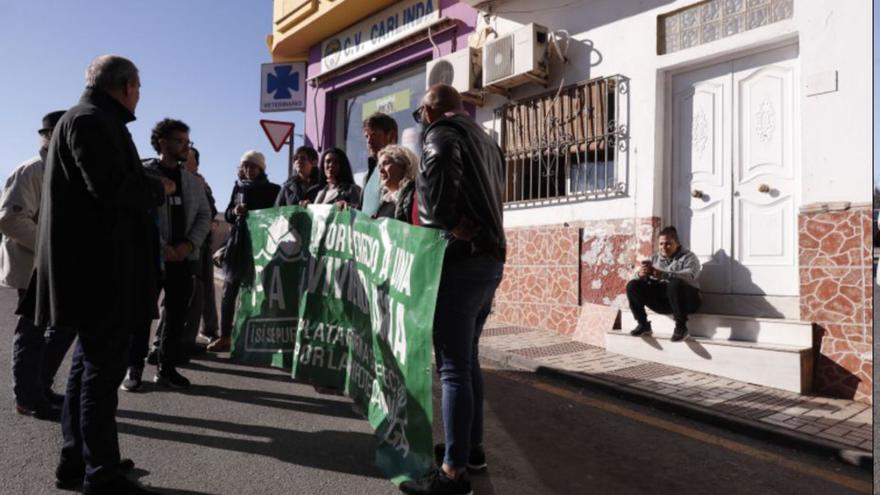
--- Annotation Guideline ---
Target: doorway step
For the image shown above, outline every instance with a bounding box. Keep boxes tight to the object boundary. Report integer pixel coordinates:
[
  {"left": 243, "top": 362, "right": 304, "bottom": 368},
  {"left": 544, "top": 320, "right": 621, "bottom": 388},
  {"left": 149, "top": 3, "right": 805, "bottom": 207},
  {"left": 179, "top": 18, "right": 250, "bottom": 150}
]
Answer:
[{"left": 608, "top": 311, "right": 813, "bottom": 394}]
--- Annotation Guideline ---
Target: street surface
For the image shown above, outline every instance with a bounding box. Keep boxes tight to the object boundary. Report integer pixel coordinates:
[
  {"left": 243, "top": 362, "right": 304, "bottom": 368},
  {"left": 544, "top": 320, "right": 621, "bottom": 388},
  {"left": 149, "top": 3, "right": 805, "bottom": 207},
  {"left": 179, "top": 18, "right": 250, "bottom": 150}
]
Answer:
[{"left": 0, "top": 287, "right": 871, "bottom": 494}]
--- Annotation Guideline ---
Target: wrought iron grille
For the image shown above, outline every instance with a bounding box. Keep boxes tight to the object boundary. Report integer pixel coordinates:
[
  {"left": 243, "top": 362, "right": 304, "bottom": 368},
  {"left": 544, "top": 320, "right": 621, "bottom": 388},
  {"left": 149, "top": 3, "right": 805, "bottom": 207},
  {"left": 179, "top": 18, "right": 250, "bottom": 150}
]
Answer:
[{"left": 497, "top": 74, "right": 629, "bottom": 208}]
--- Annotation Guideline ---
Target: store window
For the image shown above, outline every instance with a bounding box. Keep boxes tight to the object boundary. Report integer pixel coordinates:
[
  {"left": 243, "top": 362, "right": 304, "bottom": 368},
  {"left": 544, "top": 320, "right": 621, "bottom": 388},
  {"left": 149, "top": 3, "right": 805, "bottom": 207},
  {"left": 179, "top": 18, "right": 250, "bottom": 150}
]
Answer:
[{"left": 335, "top": 66, "right": 426, "bottom": 178}]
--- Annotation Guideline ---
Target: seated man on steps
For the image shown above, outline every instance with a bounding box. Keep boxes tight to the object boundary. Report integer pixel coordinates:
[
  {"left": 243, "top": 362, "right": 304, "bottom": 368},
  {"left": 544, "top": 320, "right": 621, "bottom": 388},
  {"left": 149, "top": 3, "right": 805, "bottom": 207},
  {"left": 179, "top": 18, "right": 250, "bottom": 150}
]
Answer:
[{"left": 626, "top": 226, "right": 702, "bottom": 342}]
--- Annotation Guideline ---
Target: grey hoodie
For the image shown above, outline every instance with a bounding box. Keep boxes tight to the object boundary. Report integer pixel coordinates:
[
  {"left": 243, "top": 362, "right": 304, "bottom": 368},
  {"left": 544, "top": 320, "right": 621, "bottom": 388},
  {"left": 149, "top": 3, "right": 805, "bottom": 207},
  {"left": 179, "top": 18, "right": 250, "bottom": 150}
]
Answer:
[{"left": 644, "top": 247, "right": 702, "bottom": 290}]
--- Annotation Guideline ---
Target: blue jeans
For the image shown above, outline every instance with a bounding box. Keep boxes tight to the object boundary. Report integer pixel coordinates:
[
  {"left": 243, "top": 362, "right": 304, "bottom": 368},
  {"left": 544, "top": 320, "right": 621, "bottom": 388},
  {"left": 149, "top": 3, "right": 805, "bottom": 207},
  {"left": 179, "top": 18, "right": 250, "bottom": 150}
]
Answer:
[
  {"left": 433, "top": 255, "right": 504, "bottom": 469},
  {"left": 11, "top": 290, "right": 76, "bottom": 407}
]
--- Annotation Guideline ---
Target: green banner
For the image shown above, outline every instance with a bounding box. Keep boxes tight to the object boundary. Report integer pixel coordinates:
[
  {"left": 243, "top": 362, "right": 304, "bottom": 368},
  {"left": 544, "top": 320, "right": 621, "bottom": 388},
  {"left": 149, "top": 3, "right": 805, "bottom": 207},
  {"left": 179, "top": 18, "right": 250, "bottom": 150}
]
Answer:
[{"left": 231, "top": 205, "right": 446, "bottom": 484}]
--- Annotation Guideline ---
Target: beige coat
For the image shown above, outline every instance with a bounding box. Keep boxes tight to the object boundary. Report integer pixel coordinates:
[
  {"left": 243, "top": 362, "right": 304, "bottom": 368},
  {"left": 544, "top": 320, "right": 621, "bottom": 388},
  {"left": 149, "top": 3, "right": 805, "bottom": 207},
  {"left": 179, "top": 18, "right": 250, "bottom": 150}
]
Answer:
[{"left": 0, "top": 155, "right": 43, "bottom": 289}]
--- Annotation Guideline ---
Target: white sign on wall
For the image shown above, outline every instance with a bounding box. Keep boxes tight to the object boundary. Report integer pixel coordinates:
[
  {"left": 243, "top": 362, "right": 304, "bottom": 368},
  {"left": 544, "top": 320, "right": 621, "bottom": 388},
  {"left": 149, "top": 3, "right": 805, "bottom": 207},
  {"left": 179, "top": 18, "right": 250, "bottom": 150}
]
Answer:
[
  {"left": 261, "top": 62, "right": 306, "bottom": 112},
  {"left": 320, "top": 0, "right": 441, "bottom": 74}
]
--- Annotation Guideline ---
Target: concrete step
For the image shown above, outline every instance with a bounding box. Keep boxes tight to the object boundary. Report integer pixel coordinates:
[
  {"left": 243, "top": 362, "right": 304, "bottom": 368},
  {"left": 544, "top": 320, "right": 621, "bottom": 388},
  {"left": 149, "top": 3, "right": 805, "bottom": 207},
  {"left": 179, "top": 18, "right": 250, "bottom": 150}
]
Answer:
[
  {"left": 611, "top": 310, "right": 814, "bottom": 393},
  {"left": 605, "top": 330, "right": 813, "bottom": 393},
  {"left": 619, "top": 311, "right": 813, "bottom": 347}
]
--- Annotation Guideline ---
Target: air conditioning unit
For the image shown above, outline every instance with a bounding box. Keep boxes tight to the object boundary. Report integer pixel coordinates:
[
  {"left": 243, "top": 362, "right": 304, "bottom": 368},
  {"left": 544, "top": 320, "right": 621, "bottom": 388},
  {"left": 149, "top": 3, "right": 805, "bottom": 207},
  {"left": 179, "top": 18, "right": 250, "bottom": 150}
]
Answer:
[
  {"left": 482, "top": 23, "right": 550, "bottom": 90},
  {"left": 425, "top": 47, "right": 483, "bottom": 104}
]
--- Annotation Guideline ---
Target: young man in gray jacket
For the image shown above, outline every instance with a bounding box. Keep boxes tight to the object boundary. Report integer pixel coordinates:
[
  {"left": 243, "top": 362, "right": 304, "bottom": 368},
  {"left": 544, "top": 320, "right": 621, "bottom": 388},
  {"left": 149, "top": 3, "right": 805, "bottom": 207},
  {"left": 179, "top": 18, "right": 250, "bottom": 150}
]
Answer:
[
  {"left": 122, "top": 118, "right": 211, "bottom": 391},
  {"left": 0, "top": 110, "right": 76, "bottom": 419},
  {"left": 626, "top": 226, "right": 702, "bottom": 341}
]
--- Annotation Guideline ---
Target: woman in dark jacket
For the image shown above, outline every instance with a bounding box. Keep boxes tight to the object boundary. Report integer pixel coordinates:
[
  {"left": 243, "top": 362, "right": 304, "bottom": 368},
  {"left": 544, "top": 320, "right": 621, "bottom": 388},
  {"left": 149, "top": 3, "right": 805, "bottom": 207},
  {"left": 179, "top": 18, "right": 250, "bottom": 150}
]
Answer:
[
  {"left": 372, "top": 144, "right": 416, "bottom": 223},
  {"left": 207, "top": 150, "right": 281, "bottom": 353},
  {"left": 275, "top": 145, "right": 321, "bottom": 207},
  {"left": 306, "top": 147, "right": 361, "bottom": 207}
]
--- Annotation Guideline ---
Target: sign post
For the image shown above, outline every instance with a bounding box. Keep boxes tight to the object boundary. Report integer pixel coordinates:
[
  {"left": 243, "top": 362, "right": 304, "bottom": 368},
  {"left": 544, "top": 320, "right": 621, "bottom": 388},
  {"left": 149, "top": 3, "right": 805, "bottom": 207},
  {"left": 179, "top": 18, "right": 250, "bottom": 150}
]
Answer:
[
  {"left": 260, "top": 120, "right": 296, "bottom": 178},
  {"left": 260, "top": 62, "right": 306, "bottom": 112}
]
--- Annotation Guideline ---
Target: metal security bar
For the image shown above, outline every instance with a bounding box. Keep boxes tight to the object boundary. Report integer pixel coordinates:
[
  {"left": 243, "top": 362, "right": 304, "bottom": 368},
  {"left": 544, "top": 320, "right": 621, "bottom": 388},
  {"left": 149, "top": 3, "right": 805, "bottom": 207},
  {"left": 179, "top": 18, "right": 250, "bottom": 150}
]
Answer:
[{"left": 497, "top": 75, "right": 628, "bottom": 209}]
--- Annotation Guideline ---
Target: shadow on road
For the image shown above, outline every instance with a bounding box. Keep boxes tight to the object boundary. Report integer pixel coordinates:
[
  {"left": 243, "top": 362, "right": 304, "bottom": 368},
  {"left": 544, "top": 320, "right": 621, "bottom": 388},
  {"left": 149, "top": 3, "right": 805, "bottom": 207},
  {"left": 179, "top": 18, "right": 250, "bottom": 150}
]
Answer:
[
  {"left": 117, "top": 409, "right": 385, "bottom": 479},
  {"left": 140, "top": 381, "right": 361, "bottom": 419}
]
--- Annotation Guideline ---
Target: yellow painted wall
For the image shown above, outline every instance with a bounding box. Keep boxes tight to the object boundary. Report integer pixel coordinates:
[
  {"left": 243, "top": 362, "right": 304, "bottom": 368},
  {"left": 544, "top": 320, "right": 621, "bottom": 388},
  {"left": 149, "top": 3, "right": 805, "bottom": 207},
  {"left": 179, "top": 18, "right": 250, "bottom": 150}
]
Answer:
[{"left": 269, "top": 0, "right": 398, "bottom": 62}]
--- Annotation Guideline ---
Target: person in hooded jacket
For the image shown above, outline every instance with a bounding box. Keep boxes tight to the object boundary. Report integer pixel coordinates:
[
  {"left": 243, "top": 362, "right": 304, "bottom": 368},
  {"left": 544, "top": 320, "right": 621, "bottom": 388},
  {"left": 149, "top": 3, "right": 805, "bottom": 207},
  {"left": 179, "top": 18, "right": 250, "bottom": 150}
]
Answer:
[
  {"left": 206, "top": 150, "right": 280, "bottom": 353},
  {"left": 275, "top": 145, "right": 321, "bottom": 207}
]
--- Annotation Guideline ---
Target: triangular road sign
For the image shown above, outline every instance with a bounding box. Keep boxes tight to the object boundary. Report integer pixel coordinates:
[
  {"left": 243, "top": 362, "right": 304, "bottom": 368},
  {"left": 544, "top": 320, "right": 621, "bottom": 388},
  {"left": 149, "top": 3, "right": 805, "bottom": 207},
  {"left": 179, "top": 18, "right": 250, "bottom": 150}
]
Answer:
[{"left": 260, "top": 120, "right": 295, "bottom": 152}]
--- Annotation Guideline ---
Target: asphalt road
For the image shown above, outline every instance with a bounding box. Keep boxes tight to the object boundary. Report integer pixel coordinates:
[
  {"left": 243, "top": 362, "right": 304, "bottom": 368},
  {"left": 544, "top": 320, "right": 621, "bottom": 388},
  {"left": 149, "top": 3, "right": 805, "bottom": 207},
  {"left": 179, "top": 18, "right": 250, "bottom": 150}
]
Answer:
[{"left": 0, "top": 287, "right": 871, "bottom": 495}]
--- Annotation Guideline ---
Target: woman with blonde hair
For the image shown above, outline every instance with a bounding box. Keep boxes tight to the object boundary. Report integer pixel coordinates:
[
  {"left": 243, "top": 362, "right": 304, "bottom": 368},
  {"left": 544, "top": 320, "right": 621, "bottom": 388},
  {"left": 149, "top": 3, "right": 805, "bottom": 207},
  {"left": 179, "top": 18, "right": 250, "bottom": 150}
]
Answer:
[{"left": 373, "top": 144, "right": 417, "bottom": 223}]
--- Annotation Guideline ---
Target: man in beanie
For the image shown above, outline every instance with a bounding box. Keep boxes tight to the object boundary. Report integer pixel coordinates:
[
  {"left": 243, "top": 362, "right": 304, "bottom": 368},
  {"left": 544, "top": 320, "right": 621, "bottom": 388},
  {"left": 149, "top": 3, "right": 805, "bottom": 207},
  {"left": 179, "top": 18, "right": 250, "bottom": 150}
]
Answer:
[
  {"left": 0, "top": 110, "right": 76, "bottom": 420},
  {"left": 207, "top": 150, "right": 279, "bottom": 352}
]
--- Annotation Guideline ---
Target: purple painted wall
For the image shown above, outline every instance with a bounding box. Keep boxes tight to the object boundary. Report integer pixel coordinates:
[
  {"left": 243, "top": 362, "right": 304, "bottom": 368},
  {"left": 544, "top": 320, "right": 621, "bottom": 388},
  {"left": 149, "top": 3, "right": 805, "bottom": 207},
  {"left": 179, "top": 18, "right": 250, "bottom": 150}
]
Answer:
[{"left": 302, "top": 0, "right": 476, "bottom": 150}]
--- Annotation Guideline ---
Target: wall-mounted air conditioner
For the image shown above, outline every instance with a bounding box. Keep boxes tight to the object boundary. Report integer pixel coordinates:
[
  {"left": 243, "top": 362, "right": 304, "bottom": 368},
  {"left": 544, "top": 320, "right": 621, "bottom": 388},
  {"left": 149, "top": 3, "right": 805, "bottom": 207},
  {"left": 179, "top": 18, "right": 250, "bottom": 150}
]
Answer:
[
  {"left": 425, "top": 47, "right": 483, "bottom": 104},
  {"left": 482, "top": 23, "right": 550, "bottom": 90}
]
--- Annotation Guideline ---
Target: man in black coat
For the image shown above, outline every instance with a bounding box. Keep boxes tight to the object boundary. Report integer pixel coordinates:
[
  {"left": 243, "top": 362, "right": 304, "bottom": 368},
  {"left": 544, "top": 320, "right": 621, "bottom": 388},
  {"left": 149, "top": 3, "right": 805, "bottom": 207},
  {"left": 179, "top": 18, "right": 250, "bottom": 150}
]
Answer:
[
  {"left": 26, "top": 54, "right": 172, "bottom": 495},
  {"left": 400, "top": 84, "right": 506, "bottom": 495}
]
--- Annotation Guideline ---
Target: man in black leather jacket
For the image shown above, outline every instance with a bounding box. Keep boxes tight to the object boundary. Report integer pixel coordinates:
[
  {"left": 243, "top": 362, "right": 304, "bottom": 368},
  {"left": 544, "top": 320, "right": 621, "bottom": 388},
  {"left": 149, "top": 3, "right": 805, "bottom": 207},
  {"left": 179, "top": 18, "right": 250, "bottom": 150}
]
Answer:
[{"left": 400, "top": 84, "right": 506, "bottom": 495}]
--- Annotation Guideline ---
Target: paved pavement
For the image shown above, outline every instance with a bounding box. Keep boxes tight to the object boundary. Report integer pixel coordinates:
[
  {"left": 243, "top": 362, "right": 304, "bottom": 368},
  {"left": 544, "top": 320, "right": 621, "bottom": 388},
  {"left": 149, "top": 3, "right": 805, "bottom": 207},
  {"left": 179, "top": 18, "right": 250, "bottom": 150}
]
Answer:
[
  {"left": 479, "top": 321, "right": 873, "bottom": 464},
  {"left": 0, "top": 283, "right": 872, "bottom": 494}
]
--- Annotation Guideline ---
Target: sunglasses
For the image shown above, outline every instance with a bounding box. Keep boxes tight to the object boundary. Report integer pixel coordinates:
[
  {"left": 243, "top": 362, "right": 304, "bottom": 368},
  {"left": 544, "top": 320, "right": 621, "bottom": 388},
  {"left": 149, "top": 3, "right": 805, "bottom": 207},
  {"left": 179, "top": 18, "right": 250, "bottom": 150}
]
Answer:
[{"left": 412, "top": 105, "right": 425, "bottom": 124}]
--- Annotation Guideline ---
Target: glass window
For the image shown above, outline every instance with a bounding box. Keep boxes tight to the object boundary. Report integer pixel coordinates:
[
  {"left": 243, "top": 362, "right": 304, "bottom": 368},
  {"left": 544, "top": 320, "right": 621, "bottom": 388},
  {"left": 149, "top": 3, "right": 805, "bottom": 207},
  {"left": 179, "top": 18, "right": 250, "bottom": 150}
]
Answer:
[{"left": 335, "top": 65, "right": 426, "bottom": 178}]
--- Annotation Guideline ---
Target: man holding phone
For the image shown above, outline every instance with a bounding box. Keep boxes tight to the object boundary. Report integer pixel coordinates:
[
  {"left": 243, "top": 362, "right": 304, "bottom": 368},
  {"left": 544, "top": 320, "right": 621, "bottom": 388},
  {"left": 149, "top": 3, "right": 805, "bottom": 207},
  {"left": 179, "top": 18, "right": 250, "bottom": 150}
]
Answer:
[{"left": 626, "top": 226, "right": 702, "bottom": 342}]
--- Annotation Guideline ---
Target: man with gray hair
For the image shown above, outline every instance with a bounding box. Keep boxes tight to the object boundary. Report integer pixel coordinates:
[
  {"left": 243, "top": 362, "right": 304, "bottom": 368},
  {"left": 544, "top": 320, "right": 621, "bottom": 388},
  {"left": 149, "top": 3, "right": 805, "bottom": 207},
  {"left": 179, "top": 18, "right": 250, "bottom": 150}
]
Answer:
[{"left": 22, "top": 54, "right": 171, "bottom": 494}]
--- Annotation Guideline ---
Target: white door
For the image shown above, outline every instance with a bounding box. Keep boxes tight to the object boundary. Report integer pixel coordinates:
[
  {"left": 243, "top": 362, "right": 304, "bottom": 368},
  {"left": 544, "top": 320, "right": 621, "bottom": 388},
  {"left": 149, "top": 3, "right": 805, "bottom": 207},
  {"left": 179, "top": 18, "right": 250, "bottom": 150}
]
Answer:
[{"left": 672, "top": 45, "right": 798, "bottom": 296}]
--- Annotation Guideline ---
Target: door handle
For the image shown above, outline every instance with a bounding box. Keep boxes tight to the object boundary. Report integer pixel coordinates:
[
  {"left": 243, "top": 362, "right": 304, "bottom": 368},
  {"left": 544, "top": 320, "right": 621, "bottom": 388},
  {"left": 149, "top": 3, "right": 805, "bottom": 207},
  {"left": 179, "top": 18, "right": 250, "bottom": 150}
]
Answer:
[
  {"left": 691, "top": 189, "right": 704, "bottom": 199},
  {"left": 758, "top": 184, "right": 771, "bottom": 193}
]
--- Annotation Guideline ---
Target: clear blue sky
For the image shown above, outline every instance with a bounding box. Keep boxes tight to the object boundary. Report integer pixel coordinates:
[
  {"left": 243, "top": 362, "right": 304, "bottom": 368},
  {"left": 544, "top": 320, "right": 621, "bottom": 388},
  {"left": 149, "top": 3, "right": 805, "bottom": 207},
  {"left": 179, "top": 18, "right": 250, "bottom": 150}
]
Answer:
[{"left": 0, "top": 1, "right": 304, "bottom": 207}]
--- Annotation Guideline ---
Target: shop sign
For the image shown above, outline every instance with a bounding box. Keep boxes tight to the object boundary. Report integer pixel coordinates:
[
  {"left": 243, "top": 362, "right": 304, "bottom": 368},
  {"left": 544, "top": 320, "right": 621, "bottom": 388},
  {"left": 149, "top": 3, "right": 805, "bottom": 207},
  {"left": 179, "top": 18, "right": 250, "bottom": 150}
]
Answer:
[
  {"left": 362, "top": 89, "right": 412, "bottom": 117},
  {"left": 320, "top": 0, "right": 440, "bottom": 74}
]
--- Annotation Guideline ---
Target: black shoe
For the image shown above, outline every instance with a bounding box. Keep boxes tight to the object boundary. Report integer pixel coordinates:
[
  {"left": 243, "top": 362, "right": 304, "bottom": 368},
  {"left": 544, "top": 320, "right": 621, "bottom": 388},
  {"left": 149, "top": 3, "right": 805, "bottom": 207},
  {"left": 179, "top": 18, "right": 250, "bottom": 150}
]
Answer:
[
  {"left": 630, "top": 321, "right": 652, "bottom": 336},
  {"left": 55, "top": 459, "right": 136, "bottom": 490},
  {"left": 121, "top": 367, "right": 144, "bottom": 392},
  {"left": 154, "top": 367, "right": 190, "bottom": 389},
  {"left": 83, "top": 474, "right": 158, "bottom": 495},
  {"left": 433, "top": 443, "right": 487, "bottom": 473},
  {"left": 399, "top": 468, "right": 472, "bottom": 495},
  {"left": 15, "top": 401, "right": 60, "bottom": 421},
  {"left": 44, "top": 389, "right": 65, "bottom": 407},
  {"left": 146, "top": 349, "right": 159, "bottom": 366},
  {"left": 671, "top": 325, "right": 689, "bottom": 342}
]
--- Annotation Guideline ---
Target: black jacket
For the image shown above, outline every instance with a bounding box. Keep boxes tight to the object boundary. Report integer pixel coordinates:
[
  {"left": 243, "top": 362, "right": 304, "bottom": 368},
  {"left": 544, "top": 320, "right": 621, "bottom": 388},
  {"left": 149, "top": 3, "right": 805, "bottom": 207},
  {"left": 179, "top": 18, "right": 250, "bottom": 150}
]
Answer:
[
  {"left": 374, "top": 180, "right": 415, "bottom": 223},
  {"left": 223, "top": 176, "right": 281, "bottom": 224},
  {"left": 29, "top": 88, "right": 165, "bottom": 329},
  {"left": 274, "top": 176, "right": 320, "bottom": 207},
  {"left": 417, "top": 114, "right": 506, "bottom": 261}
]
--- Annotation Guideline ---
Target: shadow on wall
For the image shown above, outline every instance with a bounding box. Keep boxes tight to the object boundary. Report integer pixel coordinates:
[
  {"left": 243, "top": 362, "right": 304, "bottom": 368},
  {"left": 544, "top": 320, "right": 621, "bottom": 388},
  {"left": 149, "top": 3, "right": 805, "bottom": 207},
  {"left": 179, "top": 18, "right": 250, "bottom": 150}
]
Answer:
[
  {"left": 697, "top": 250, "right": 786, "bottom": 319},
  {"left": 811, "top": 324, "right": 862, "bottom": 401}
]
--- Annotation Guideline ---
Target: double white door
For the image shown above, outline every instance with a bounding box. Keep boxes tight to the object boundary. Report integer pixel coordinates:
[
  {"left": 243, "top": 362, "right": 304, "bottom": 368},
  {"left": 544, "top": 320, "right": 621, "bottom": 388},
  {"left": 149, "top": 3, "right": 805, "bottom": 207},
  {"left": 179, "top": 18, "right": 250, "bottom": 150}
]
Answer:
[{"left": 671, "top": 45, "right": 798, "bottom": 296}]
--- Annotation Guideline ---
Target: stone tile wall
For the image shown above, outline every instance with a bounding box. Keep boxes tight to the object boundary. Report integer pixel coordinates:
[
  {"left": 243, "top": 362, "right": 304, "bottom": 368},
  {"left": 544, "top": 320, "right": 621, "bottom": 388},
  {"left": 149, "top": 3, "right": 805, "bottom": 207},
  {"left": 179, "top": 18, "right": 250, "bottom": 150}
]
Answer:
[
  {"left": 492, "top": 226, "right": 581, "bottom": 334},
  {"left": 799, "top": 204, "right": 873, "bottom": 403},
  {"left": 491, "top": 217, "right": 660, "bottom": 343}
]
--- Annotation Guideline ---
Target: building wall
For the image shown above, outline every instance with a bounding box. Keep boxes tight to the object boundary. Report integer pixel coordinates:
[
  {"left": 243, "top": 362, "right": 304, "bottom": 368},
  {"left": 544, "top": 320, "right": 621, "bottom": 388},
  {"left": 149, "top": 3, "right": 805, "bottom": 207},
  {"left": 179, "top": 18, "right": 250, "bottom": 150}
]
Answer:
[{"left": 476, "top": 0, "right": 871, "bottom": 402}]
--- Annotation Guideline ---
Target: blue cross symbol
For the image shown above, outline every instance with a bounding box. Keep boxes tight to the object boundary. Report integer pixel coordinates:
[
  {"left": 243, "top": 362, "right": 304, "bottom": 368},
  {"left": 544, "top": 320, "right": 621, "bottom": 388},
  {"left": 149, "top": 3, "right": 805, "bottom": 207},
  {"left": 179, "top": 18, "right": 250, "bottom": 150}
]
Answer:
[{"left": 267, "top": 66, "right": 299, "bottom": 100}]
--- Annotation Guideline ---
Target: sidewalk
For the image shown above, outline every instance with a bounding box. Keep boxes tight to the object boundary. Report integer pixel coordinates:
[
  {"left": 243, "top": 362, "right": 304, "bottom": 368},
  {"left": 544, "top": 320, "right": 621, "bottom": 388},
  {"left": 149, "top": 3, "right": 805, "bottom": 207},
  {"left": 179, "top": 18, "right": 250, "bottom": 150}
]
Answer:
[{"left": 479, "top": 322, "right": 873, "bottom": 466}]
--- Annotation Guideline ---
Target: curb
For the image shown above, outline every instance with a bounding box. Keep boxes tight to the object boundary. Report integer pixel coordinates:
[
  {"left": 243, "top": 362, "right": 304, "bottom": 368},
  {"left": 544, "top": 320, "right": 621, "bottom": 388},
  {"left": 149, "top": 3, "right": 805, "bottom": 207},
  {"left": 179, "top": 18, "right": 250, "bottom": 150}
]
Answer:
[{"left": 480, "top": 345, "right": 873, "bottom": 471}]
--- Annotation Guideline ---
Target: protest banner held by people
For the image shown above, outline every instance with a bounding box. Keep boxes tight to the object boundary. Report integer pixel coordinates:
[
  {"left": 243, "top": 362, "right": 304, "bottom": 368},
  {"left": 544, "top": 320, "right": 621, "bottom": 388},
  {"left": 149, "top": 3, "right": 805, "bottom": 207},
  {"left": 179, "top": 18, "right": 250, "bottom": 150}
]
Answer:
[
  {"left": 208, "top": 150, "right": 280, "bottom": 353},
  {"left": 23, "top": 54, "right": 170, "bottom": 495},
  {"left": 400, "top": 84, "right": 507, "bottom": 495},
  {"left": 1, "top": 109, "right": 76, "bottom": 420}
]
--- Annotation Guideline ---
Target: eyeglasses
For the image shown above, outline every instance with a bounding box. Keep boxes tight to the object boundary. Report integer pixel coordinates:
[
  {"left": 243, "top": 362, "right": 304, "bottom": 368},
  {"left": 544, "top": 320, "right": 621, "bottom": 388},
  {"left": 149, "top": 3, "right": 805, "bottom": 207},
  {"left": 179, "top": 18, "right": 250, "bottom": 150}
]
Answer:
[
  {"left": 412, "top": 105, "right": 425, "bottom": 124},
  {"left": 38, "top": 129, "right": 52, "bottom": 137},
  {"left": 166, "top": 137, "right": 193, "bottom": 147}
]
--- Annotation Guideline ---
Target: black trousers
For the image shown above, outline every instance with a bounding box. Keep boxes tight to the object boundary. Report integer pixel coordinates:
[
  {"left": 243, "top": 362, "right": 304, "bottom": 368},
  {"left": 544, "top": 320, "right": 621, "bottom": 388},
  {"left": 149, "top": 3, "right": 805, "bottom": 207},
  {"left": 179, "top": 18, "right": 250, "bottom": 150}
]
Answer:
[
  {"left": 11, "top": 289, "right": 76, "bottom": 407},
  {"left": 59, "top": 324, "right": 130, "bottom": 488},
  {"left": 155, "top": 261, "right": 195, "bottom": 367},
  {"left": 219, "top": 278, "right": 240, "bottom": 339},
  {"left": 182, "top": 242, "right": 219, "bottom": 345},
  {"left": 626, "top": 277, "right": 701, "bottom": 325}
]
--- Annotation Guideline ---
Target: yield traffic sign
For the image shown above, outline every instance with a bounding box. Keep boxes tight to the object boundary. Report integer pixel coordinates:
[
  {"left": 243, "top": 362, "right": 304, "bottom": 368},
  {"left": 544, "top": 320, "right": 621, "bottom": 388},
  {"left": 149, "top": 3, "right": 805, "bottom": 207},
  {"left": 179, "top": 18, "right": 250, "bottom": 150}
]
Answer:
[{"left": 260, "top": 120, "right": 295, "bottom": 152}]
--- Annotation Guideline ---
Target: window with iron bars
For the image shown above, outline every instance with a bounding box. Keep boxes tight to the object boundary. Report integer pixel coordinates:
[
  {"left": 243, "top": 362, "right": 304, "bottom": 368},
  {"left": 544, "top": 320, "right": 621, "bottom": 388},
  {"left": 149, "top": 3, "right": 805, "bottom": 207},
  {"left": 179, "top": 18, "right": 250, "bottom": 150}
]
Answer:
[{"left": 497, "top": 75, "right": 628, "bottom": 208}]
